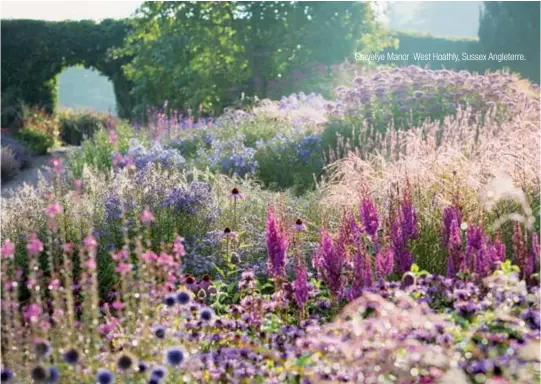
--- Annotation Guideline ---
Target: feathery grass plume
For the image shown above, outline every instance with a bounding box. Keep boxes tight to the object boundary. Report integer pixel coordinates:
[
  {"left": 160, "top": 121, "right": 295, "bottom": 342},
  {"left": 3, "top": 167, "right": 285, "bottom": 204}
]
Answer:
[{"left": 266, "top": 206, "right": 289, "bottom": 290}]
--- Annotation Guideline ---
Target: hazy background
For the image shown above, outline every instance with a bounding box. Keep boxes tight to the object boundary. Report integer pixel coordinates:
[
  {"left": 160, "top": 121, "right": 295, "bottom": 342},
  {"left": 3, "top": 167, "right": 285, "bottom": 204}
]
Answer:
[{"left": 1, "top": 1, "right": 483, "bottom": 115}]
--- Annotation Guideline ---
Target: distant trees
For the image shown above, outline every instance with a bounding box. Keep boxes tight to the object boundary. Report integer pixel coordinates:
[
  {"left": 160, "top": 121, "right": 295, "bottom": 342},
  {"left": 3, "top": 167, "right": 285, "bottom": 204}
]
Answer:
[
  {"left": 478, "top": 1, "right": 540, "bottom": 82},
  {"left": 119, "top": 1, "right": 393, "bottom": 115}
]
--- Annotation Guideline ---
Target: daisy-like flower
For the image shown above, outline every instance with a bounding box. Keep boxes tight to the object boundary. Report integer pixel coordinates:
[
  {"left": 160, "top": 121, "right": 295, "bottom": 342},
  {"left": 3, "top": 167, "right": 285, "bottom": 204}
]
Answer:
[
  {"left": 229, "top": 187, "right": 245, "bottom": 200},
  {"left": 221, "top": 227, "right": 237, "bottom": 240},
  {"left": 293, "top": 218, "right": 307, "bottom": 232}
]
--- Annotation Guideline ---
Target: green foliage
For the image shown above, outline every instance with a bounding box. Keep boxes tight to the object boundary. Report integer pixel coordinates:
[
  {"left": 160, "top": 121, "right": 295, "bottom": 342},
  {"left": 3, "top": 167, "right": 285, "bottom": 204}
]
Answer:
[
  {"left": 58, "top": 109, "right": 112, "bottom": 145},
  {"left": 13, "top": 129, "right": 55, "bottom": 156},
  {"left": 479, "top": 2, "right": 540, "bottom": 83},
  {"left": 66, "top": 122, "right": 135, "bottom": 178},
  {"left": 12, "top": 106, "right": 60, "bottom": 155},
  {"left": 0, "top": 19, "right": 133, "bottom": 127},
  {"left": 120, "top": 1, "right": 392, "bottom": 115}
]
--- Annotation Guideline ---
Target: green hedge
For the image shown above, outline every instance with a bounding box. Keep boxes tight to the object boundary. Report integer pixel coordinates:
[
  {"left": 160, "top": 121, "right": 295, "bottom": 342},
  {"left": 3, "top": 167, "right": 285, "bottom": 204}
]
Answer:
[{"left": 0, "top": 19, "right": 134, "bottom": 127}]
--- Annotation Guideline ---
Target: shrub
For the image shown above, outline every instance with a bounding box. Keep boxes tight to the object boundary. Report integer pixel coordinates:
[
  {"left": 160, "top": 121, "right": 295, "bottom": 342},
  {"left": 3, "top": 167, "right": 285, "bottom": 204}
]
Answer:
[
  {"left": 0, "top": 134, "right": 32, "bottom": 168},
  {"left": 58, "top": 109, "right": 111, "bottom": 145},
  {"left": 13, "top": 106, "right": 60, "bottom": 155},
  {"left": 0, "top": 146, "right": 20, "bottom": 182}
]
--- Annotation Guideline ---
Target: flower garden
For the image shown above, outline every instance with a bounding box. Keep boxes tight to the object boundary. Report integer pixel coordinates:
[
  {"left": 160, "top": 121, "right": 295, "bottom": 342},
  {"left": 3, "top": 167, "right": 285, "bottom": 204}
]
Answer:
[{"left": 1, "top": 66, "right": 540, "bottom": 383}]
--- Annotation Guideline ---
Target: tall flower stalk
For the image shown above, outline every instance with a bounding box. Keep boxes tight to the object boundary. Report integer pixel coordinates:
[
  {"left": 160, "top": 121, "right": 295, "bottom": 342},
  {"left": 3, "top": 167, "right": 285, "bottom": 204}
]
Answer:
[{"left": 266, "top": 207, "right": 288, "bottom": 292}]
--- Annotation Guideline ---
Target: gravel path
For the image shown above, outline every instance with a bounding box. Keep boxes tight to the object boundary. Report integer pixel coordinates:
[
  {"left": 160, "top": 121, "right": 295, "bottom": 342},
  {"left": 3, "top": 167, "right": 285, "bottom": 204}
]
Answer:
[{"left": 1, "top": 147, "right": 77, "bottom": 198}]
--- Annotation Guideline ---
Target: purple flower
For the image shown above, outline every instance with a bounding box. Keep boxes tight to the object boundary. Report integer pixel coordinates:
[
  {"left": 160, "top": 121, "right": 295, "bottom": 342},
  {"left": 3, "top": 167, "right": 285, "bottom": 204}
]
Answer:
[
  {"left": 360, "top": 199, "right": 379, "bottom": 237},
  {"left": 266, "top": 207, "right": 288, "bottom": 279},
  {"left": 316, "top": 227, "right": 345, "bottom": 300},
  {"left": 293, "top": 263, "right": 309, "bottom": 311},
  {"left": 442, "top": 206, "right": 461, "bottom": 249},
  {"left": 376, "top": 248, "right": 394, "bottom": 280}
]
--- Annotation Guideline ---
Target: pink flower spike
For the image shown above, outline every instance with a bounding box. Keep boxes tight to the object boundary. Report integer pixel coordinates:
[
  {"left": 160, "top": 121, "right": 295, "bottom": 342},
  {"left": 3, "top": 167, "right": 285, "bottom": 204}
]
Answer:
[
  {"left": 23, "top": 303, "right": 41, "bottom": 320},
  {"left": 62, "top": 243, "right": 74, "bottom": 253},
  {"left": 1, "top": 239, "right": 15, "bottom": 259},
  {"left": 26, "top": 233, "right": 44, "bottom": 256},
  {"left": 115, "top": 262, "right": 133, "bottom": 275},
  {"left": 140, "top": 207, "right": 155, "bottom": 225},
  {"left": 112, "top": 300, "right": 125, "bottom": 310},
  {"left": 142, "top": 250, "right": 158, "bottom": 263},
  {"left": 109, "top": 130, "right": 118, "bottom": 144},
  {"left": 112, "top": 249, "right": 129, "bottom": 261},
  {"left": 85, "top": 258, "right": 97, "bottom": 271},
  {"left": 83, "top": 234, "right": 98, "bottom": 250},
  {"left": 44, "top": 202, "right": 63, "bottom": 218},
  {"left": 48, "top": 279, "right": 61, "bottom": 290},
  {"left": 73, "top": 179, "right": 82, "bottom": 193},
  {"left": 173, "top": 236, "right": 186, "bottom": 258}
]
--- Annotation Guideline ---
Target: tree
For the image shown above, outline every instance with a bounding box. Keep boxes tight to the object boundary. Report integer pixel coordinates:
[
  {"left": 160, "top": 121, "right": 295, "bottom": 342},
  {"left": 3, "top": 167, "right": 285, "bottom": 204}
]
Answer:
[
  {"left": 478, "top": 2, "right": 540, "bottom": 83},
  {"left": 119, "top": 1, "right": 391, "bottom": 116}
]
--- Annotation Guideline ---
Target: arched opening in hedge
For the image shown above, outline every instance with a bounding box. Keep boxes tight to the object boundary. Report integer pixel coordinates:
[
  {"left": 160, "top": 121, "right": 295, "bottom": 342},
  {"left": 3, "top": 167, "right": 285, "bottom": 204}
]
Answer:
[
  {"left": 58, "top": 66, "right": 117, "bottom": 115},
  {"left": 1, "top": 19, "right": 133, "bottom": 128}
]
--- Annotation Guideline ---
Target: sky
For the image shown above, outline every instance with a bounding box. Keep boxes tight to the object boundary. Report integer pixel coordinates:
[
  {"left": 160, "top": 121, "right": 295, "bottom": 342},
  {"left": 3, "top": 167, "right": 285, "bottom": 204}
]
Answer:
[{"left": 1, "top": 1, "right": 143, "bottom": 21}]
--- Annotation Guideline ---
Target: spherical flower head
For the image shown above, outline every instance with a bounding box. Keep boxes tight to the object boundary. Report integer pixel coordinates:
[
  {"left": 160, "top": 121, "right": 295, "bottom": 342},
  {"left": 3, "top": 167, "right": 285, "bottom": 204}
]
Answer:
[
  {"left": 150, "top": 365, "right": 167, "bottom": 380},
  {"left": 229, "top": 187, "right": 245, "bottom": 200},
  {"left": 154, "top": 326, "right": 166, "bottom": 340},
  {"left": 26, "top": 233, "right": 44, "bottom": 256},
  {"left": 48, "top": 366, "right": 60, "bottom": 383},
  {"left": 95, "top": 369, "right": 114, "bottom": 384},
  {"left": 83, "top": 234, "right": 98, "bottom": 250},
  {"left": 44, "top": 202, "right": 63, "bottom": 218},
  {"left": 63, "top": 348, "right": 80, "bottom": 365},
  {"left": 294, "top": 218, "right": 307, "bottom": 233},
  {"left": 30, "top": 365, "right": 48, "bottom": 383},
  {"left": 140, "top": 207, "right": 155, "bottom": 225},
  {"left": 138, "top": 362, "right": 149, "bottom": 373},
  {"left": 1, "top": 239, "right": 15, "bottom": 259},
  {"left": 116, "top": 354, "right": 134, "bottom": 372},
  {"left": 1, "top": 368, "right": 13, "bottom": 382},
  {"left": 199, "top": 307, "right": 214, "bottom": 322},
  {"left": 176, "top": 291, "right": 191, "bottom": 305},
  {"left": 163, "top": 295, "right": 176, "bottom": 307},
  {"left": 34, "top": 340, "right": 51, "bottom": 358},
  {"left": 165, "top": 347, "right": 184, "bottom": 367}
]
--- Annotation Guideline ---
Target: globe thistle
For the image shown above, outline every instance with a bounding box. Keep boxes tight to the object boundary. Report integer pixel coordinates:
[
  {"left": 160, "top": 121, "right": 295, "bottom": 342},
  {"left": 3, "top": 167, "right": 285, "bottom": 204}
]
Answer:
[
  {"left": 150, "top": 366, "right": 167, "bottom": 380},
  {"left": 199, "top": 307, "right": 214, "bottom": 322},
  {"left": 154, "top": 326, "right": 166, "bottom": 340},
  {"left": 34, "top": 340, "right": 51, "bottom": 358},
  {"left": 138, "top": 362, "right": 149, "bottom": 374},
  {"left": 176, "top": 290, "right": 191, "bottom": 305},
  {"left": 116, "top": 354, "right": 134, "bottom": 372},
  {"left": 1, "top": 368, "right": 13, "bottom": 382},
  {"left": 63, "top": 348, "right": 80, "bottom": 365},
  {"left": 165, "top": 347, "right": 184, "bottom": 367},
  {"left": 48, "top": 366, "right": 60, "bottom": 384},
  {"left": 163, "top": 294, "right": 176, "bottom": 307},
  {"left": 95, "top": 369, "right": 114, "bottom": 384},
  {"left": 30, "top": 366, "right": 48, "bottom": 383}
]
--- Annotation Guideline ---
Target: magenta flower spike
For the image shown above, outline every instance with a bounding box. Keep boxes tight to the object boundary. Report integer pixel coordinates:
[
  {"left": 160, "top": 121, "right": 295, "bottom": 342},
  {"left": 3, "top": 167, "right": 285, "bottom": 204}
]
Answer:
[{"left": 266, "top": 207, "right": 288, "bottom": 280}]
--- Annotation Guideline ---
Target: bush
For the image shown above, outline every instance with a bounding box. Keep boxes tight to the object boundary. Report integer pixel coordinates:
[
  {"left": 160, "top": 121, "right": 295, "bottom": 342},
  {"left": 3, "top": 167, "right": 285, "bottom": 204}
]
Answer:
[
  {"left": 13, "top": 128, "right": 56, "bottom": 155},
  {"left": 58, "top": 109, "right": 111, "bottom": 145},
  {"left": 66, "top": 120, "right": 137, "bottom": 178},
  {"left": 0, "top": 146, "right": 20, "bottom": 182},
  {"left": 12, "top": 106, "right": 60, "bottom": 155},
  {"left": 0, "top": 134, "right": 32, "bottom": 168}
]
